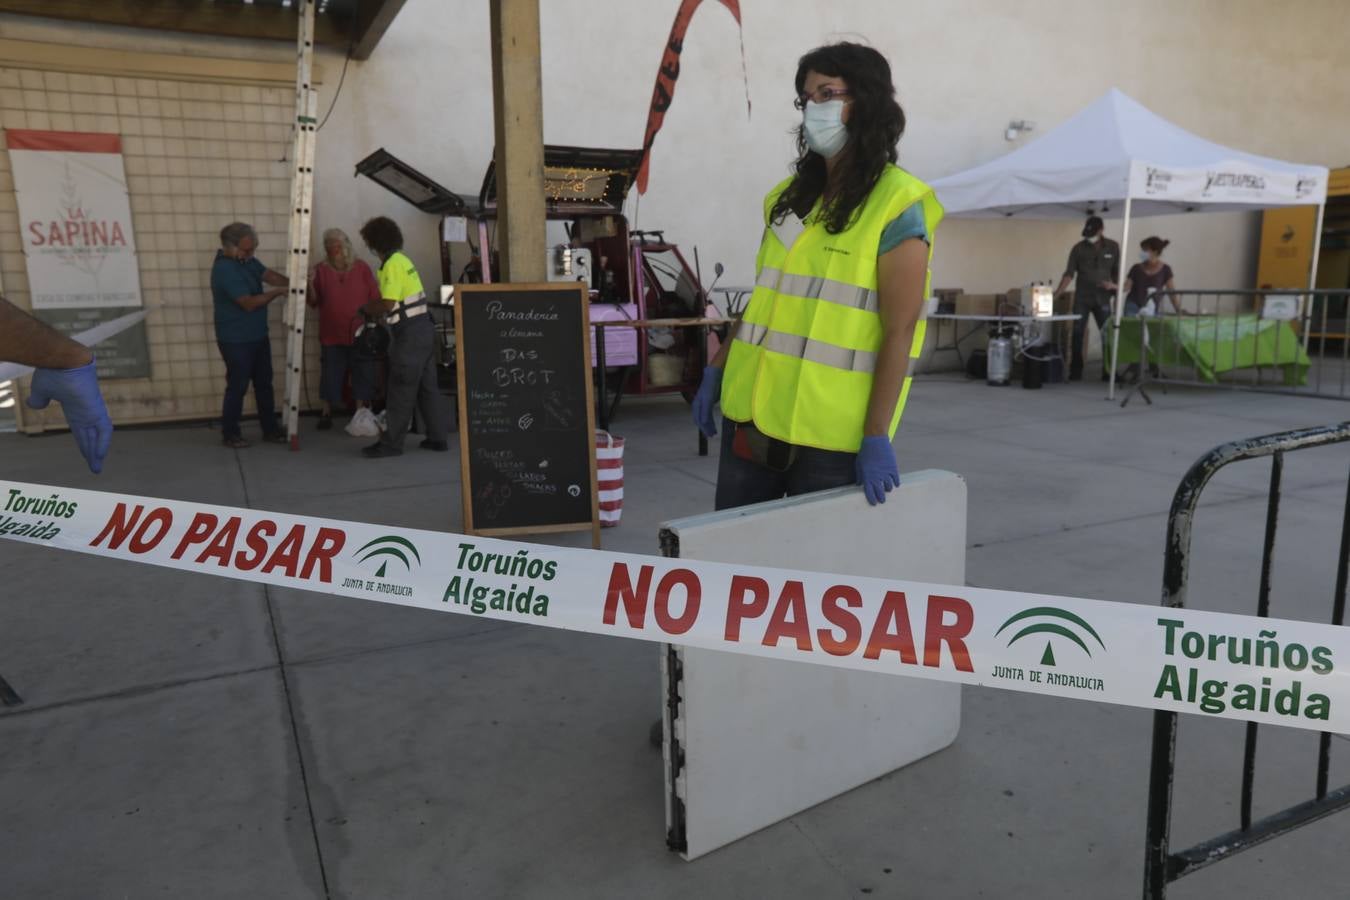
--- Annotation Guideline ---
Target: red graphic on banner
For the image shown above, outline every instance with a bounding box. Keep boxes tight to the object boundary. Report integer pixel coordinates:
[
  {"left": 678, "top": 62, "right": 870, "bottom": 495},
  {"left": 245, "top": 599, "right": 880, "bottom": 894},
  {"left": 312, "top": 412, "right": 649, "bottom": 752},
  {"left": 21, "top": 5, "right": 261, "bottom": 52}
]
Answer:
[
  {"left": 635, "top": 0, "right": 748, "bottom": 195},
  {"left": 5, "top": 129, "right": 122, "bottom": 154}
]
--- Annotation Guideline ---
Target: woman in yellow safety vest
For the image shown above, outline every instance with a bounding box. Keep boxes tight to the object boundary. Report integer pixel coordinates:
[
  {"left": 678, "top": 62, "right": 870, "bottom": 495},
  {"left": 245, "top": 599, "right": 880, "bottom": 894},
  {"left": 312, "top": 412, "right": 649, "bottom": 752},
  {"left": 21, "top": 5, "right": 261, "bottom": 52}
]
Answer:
[
  {"left": 357, "top": 216, "right": 450, "bottom": 458},
  {"left": 692, "top": 42, "right": 943, "bottom": 508}
]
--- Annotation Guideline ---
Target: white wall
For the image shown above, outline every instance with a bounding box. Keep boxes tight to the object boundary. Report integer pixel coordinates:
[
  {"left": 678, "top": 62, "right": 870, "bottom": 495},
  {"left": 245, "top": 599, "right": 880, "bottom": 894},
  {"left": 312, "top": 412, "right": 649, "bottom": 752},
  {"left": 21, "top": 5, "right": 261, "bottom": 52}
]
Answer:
[{"left": 5, "top": 0, "right": 1348, "bottom": 298}]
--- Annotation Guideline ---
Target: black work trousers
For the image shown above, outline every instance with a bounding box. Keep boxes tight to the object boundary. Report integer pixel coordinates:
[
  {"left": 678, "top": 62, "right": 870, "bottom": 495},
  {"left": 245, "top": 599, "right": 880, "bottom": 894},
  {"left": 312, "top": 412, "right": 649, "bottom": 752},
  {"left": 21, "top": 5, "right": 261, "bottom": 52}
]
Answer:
[
  {"left": 378, "top": 315, "right": 448, "bottom": 450},
  {"left": 1070, "top": 298, "right": 1112, "bottom": 376}
]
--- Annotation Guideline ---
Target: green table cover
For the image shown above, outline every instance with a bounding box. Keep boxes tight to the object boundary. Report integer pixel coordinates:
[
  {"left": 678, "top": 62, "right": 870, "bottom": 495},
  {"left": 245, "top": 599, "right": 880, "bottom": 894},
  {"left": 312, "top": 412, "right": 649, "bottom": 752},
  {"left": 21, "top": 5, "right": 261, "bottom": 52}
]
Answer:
[{"left": 1113, "top": 314, "right": 1309, "bottom": 386}]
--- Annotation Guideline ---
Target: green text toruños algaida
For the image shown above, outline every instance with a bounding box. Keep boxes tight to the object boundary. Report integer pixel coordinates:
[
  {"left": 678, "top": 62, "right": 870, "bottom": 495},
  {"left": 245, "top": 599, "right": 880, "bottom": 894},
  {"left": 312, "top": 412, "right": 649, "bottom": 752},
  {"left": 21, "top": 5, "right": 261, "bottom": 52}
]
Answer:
[{"left": 1153, "top": 617, "right": 1333, "bottom": 720}]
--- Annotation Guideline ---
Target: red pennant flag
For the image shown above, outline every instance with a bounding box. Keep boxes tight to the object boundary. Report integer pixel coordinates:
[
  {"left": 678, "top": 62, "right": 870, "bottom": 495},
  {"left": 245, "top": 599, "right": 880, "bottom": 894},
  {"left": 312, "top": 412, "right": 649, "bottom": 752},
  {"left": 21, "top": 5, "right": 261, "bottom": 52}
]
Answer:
[{"left": 635, "top": 0, "right": 748, "bottom": 195}]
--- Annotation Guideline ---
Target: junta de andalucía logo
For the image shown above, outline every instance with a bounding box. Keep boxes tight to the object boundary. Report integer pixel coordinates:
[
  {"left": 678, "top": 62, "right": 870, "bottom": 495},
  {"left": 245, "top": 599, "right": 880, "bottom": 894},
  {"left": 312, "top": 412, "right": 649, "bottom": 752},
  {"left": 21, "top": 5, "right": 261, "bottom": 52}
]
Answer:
[
  {"left": 355, "top": 535, "right": 421, "bottom": 578},
  {"left": 996, "top": 606, "right": 1106, "bottom": 666}
]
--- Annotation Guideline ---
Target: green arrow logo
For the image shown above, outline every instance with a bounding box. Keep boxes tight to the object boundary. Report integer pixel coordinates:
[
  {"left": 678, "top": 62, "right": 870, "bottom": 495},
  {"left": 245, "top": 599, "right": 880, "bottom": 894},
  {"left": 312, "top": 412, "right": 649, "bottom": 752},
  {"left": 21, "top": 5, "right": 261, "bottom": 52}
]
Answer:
[
  {"left": 995, "top": 607, "right": 1105, "bottom": 668},
  {"left": 355, "top": 535, "right": 422, "bottom": 578}
]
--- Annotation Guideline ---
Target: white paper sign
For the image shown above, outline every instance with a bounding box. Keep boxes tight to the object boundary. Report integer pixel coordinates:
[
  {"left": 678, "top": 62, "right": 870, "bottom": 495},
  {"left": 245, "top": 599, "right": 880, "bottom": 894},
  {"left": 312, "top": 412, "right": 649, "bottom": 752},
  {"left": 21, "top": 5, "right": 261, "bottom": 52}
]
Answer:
[
  {"left": 442, "top": 215, "right": 468, "bottom": 243},
  {"left": 1261, "top": 295, "right": 1301, "bottom": 321},
  {"left": 7, "top": 130, "right": 143, "bottom": 310}
]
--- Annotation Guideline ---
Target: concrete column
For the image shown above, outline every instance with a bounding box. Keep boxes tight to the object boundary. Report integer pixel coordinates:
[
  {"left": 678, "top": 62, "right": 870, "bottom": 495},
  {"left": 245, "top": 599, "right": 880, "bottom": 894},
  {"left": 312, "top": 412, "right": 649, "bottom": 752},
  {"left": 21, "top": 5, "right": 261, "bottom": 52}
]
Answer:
[{"left": 489, "top": 0, "right": 546, "bottom": 282}]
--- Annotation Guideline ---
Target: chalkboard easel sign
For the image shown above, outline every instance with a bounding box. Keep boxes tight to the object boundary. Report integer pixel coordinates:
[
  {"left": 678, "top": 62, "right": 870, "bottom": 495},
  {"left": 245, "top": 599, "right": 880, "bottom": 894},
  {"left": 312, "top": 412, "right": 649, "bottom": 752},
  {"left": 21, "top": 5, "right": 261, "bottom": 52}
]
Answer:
[{"left": 454, "top": 282, "right": 601, "bottom": 548}]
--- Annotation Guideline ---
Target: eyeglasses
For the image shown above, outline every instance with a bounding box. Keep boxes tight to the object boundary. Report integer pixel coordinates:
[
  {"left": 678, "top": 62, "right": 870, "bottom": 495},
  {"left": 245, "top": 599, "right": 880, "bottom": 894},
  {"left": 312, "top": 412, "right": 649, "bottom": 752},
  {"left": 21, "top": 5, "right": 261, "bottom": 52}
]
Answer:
[{"left": 793, "top": 86, "right": 851, "bottom": 110}]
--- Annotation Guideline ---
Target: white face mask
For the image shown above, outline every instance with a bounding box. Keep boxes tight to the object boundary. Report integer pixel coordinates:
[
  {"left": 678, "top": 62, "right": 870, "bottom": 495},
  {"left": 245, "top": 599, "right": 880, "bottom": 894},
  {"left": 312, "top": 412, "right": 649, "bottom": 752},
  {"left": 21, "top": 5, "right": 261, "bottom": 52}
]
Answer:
[
  {"left": 1140, "top": 251, "right": 1153, "bottom": 263},
  {"left": 802, "top": 99, "right": 849, "bottom": 159}
]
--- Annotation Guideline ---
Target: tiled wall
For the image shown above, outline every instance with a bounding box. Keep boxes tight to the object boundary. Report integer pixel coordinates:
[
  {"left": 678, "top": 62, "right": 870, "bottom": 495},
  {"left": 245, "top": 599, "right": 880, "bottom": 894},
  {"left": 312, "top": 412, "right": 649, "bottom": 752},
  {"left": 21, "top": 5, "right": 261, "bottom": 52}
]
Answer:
[{"left": 0, "top": 64, "right": 322, "bottom": 428}]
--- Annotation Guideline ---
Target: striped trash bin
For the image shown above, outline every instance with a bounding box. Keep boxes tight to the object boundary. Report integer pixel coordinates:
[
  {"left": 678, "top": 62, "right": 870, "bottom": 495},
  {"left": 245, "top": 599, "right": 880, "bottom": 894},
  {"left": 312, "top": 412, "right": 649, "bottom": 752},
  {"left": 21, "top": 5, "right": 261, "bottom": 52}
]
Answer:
[{"left": 596, "top": 431, "right": 625, "bottom": 527}]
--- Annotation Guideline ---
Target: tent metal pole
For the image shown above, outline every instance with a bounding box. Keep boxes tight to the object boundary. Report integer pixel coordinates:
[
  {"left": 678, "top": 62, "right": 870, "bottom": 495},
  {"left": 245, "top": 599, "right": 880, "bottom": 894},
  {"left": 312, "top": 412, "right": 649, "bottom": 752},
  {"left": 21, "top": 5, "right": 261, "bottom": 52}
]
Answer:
[
  {"left": 1108, "top": 194, "right": 1133, "bottom": 401},
  {"left": 1302, "top": 200, "right": 1326, "bottom": 358}
]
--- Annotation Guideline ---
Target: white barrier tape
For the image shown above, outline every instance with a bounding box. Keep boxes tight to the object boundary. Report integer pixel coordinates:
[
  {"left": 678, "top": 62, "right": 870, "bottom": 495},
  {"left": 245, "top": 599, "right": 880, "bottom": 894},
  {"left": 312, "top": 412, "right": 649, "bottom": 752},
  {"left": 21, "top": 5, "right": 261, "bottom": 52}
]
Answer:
[{"left": 3, "top": 479, "right": 1348, "bottom": 733}]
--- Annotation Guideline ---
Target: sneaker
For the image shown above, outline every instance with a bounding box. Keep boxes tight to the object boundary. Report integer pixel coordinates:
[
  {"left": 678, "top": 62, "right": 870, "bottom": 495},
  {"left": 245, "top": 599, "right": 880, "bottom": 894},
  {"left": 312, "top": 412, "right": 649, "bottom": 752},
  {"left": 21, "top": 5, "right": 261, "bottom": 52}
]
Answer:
[
  {"left": 362, "top": 442, "right": 403, "bottom": 458},
  {"left": 263, "top": 431, "right": 288, "bottom": 444},
  {"left": 222, "top": 435, "right": 251, "bottom": 449},
  {"left": 317, "top": 414, "right": 333, "bottom": 431},
  {"left": 419, "top": 439, "right": 449, "bottom": 451}
]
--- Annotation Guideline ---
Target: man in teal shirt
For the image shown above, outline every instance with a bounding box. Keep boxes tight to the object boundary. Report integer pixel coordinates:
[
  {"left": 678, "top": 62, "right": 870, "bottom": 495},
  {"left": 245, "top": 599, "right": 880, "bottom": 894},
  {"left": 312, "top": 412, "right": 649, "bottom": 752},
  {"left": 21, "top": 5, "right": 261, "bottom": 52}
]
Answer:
[{"left": 210, "top": 222, "right": 289, "bottom": 447}]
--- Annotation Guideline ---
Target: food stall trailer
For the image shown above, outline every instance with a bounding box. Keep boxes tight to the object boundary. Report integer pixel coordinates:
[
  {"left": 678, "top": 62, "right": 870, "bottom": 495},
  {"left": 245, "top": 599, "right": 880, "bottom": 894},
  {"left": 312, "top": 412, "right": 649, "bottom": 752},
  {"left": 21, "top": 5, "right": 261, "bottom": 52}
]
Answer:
[{"left": 355, "top": 146, "right": 722, "bottom": 425}]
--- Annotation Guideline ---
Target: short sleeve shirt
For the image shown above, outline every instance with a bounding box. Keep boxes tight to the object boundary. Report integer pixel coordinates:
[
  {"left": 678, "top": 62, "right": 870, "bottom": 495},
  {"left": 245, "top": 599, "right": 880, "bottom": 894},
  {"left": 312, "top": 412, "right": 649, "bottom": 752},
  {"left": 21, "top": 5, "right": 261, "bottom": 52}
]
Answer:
[
  {"left": 312, "top": 259, "right": 381, "bottom": 345},
  {"left": 1126, "top": 263, "right": 1173, "bottom": 308},
  {"left": 211, "top": 251, "right": 270, "bottom": 343},
  {"left": 878, "top": 204, "right": 929, "bottom": 254},
  {"left": 1063, "top": 238, "right": 1121, "bottom": 302},
  {"left": 377, "top": 251, "right": 425, "bottom": 303}
]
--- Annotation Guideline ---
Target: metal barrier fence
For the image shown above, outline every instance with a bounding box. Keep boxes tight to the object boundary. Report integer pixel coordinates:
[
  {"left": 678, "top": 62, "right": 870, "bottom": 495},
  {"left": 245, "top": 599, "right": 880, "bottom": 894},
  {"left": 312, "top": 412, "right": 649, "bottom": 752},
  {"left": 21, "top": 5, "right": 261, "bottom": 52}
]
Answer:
[
  {"left": 1143, "top": 421, "right": 1350, "bottom": 899},
  {"left": 1105, "top": 289, "right": 1350, "bottom": 406}
]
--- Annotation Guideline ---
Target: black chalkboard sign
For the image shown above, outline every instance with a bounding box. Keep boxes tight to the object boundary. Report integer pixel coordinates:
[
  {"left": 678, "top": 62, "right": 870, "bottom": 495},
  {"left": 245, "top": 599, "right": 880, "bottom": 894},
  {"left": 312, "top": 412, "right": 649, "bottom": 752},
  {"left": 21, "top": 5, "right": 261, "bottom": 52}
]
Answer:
[{"left": 455, "top": 283, "right": 600, "bottom": 547}]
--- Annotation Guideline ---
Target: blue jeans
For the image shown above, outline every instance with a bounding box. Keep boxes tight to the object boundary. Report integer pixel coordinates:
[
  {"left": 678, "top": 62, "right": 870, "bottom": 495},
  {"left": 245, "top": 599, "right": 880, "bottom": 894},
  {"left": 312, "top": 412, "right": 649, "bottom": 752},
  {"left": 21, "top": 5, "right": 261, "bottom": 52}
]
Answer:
[
  {"left": 713, "top": 418, "right": 857, "bottom": 511},
  {"left": 319, "top": 343, "right": 375, "bottom": 407},
  {"left": 218, "top": 338, "right": 279, "bottom": 440}
]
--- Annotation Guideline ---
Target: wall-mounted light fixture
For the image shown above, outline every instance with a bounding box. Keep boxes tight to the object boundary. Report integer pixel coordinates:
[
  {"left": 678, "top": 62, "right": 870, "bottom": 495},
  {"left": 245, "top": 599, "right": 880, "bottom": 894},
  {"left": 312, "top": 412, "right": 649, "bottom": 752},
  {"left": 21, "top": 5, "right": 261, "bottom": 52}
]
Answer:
[{"left": 1005, "top": 119, "right": 1036, "bottom": 141}]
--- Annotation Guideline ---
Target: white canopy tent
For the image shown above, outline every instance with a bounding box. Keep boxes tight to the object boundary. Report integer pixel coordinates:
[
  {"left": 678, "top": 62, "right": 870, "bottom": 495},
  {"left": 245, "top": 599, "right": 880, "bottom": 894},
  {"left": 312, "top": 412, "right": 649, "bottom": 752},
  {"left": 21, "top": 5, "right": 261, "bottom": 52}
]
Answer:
[{"left": 929, "top": 88, "right": 1330, "bottom": 398}]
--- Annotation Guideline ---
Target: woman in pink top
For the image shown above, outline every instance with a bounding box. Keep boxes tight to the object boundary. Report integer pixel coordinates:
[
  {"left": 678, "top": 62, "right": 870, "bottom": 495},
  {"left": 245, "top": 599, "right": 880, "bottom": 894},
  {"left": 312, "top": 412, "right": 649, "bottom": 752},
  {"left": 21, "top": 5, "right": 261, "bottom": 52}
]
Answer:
[{"left": 308, "top": 228, "right": 382, "bottom": 429}]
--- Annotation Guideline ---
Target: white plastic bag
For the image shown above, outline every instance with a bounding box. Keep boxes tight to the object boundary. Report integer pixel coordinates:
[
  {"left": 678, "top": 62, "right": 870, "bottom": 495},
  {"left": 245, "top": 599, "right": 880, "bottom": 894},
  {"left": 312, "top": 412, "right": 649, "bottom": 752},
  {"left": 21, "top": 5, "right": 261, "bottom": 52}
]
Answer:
[{"left": 344, "top": 407, "right": 381, "bottom": 437}]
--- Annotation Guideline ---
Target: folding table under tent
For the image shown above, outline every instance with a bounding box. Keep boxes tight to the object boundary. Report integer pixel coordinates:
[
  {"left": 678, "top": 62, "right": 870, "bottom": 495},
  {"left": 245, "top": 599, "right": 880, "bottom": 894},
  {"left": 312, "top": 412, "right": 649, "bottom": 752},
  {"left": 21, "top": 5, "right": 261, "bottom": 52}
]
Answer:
[{"left": 927, "top": 88, "right": 1330, "bottom": 399}]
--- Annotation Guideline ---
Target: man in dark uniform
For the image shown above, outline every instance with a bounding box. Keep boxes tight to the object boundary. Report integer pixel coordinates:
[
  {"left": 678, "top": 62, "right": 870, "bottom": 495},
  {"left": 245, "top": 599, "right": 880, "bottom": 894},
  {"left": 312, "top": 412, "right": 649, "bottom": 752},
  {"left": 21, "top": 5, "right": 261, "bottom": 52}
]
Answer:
[{"left": 1055, "top": 215, "right": 1120, "bottom": 381}]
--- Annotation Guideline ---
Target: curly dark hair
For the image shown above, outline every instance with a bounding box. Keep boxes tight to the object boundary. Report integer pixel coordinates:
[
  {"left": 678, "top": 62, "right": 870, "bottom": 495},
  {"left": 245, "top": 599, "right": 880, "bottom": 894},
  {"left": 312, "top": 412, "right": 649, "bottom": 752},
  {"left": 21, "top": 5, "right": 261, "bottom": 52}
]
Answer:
[
  {"left": 359, "top": 216, "right": 404, "bottom": 257},
  {"left": 770, "top": 42, "right": 906, "bottom": 235},
  {"left": 1140, "top": 236, "right": 1170, "bottom": 254}
]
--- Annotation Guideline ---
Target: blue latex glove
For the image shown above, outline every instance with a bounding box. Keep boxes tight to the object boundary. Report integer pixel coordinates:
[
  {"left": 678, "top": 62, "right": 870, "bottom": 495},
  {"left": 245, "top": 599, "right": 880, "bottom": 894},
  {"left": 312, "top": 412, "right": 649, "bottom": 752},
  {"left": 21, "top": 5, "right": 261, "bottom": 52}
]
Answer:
[
  {"left": 691, "top": 366, "right": 723, "bottom": 438},
  {"left": 27, "top": 360, "right": 112, "bottom": 474},
  {"left": 856, "top": 435, "right": 900, "bottom": 506}
]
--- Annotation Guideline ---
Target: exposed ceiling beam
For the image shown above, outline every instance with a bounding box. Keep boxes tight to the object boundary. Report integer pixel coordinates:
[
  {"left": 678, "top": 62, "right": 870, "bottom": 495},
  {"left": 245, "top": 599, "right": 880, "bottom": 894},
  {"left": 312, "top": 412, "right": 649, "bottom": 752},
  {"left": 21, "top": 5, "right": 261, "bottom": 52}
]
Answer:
[
  {"left": 0, "top": 0, "right": 346, "bottom": 48},
  {"left": 348, "top": 0, "right": 405, "bottom": 60}
]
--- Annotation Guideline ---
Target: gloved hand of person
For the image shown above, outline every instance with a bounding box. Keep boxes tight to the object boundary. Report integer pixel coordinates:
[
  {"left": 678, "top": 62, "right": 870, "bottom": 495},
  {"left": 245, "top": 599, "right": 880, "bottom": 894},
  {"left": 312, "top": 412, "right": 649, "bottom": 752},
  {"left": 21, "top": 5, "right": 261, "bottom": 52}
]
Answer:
[
  {"left": 27, "top": 359, "right": 112, "bottom": 474},
  {"left": 856, "top": 435, "right": 900, "bottom": 506},
  {"left": 691, "top": 366, "right": 723, "bottom": 438}
]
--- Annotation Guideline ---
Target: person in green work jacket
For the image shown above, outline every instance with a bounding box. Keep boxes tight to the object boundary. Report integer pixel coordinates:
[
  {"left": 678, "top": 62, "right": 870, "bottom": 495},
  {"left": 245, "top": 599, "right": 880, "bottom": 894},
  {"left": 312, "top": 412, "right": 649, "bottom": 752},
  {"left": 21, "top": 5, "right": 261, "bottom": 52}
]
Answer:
[
  {"left": 690, "top": 42, "right": 942, "bottom": 508},
  {"left": 357, "top": 217, "right": 448, "bottom": 458}
]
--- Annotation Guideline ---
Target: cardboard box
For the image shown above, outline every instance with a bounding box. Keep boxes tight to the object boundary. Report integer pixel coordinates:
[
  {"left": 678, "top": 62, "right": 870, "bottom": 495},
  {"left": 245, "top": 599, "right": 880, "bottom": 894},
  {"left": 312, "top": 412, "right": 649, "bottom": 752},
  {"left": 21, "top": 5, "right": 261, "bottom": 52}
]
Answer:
[
  {"left": 933, "top": 287, "right": 963, "bottom": 314},
  {"left": 953, "top": 293, "right": 1001, "bottom": 316}
]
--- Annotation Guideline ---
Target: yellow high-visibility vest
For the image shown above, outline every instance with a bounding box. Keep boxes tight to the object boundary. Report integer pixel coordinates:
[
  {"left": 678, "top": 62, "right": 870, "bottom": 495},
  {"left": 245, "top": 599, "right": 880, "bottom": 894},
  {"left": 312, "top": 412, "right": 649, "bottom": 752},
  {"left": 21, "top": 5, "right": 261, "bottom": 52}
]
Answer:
[{"left": 720, "top": 165, "right": 943, "bottom": 453}]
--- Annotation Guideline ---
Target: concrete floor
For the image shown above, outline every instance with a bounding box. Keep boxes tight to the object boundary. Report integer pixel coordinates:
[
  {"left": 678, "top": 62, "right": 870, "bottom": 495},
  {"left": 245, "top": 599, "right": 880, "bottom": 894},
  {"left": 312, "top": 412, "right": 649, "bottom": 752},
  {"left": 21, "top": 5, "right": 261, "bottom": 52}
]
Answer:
[{"left": 2, "top": 375, "right": 1348, "bottom": 899}]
